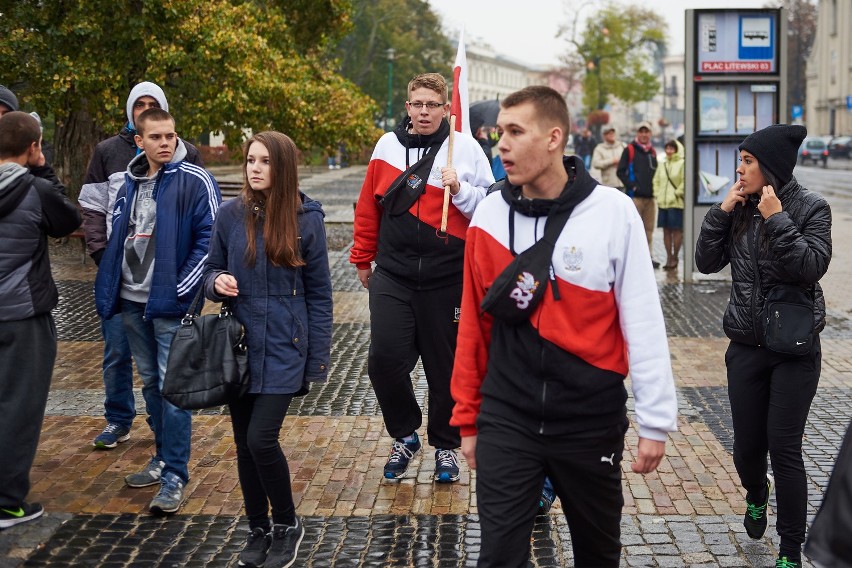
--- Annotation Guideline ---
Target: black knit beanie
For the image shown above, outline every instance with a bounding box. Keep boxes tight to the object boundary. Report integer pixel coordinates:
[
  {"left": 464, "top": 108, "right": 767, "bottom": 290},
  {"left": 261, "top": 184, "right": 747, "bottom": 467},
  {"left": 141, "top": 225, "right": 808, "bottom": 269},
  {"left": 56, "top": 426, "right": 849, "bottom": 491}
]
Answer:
[
  {"left": 738, "top": 124, "right": 807, "bottom": 185},
  {"left": 0, "top": 85, "right": 19, "bottom": 113}
]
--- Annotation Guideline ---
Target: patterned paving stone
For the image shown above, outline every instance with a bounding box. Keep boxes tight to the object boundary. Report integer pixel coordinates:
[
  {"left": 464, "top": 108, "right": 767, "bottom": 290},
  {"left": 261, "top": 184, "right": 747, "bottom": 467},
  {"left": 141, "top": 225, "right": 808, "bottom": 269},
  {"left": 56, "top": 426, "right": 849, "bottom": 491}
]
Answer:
[
  {"left": 15, "top": 512, "right": 818, "bottom": 567},
  {"left": 680, "top": 385, "right": 852, "bottom": 513}
]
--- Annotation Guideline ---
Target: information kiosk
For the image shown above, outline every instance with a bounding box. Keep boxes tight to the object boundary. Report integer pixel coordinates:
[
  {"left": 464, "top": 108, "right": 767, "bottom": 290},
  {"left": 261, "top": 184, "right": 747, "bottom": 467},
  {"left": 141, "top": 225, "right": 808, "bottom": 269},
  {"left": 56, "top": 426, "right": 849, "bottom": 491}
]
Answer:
[{"left": 683, "top": 9, "right": 787, "bottom": 281}]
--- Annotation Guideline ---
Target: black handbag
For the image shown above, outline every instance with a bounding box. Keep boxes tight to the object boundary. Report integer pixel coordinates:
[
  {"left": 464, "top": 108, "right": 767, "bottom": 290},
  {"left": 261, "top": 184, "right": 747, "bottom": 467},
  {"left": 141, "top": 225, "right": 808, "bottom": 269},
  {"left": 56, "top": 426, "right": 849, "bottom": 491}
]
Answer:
[
  {"left": 162, "top": 287, "right": 249, "bottom": 410},
  {"left": 763, "top": 284, "right": 815, "bottom": 356},
  {"left": 480, "top": 178, "right": 594, "bottom": 325}
]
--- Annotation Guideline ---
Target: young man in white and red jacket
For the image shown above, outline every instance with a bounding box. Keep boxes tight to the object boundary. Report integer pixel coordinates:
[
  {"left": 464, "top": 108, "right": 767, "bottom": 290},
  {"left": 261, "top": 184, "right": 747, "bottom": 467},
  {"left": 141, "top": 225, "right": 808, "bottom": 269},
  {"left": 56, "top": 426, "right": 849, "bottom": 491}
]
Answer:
[
  {"left": 451, "top": 86, "right": 677, "bottom": 566},
  {"left": 351, "top": 72, "right": 493, "bottom": 483}
]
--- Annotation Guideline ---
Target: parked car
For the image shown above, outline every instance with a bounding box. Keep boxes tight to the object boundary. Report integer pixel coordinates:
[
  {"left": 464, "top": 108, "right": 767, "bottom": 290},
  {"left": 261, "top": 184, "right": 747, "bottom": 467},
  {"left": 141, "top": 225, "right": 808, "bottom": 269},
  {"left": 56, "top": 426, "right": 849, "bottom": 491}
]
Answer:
[
  {"left": 798, "top": 137, "right": 829, "bottom": 167},
  {"left": 829, "top": 135, "right": 852, "bottom": 159}
]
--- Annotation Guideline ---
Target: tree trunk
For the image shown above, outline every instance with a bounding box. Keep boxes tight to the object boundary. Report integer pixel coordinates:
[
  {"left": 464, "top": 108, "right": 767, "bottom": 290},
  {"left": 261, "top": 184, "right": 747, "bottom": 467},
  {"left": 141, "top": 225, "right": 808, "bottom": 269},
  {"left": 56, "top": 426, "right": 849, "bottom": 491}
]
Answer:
[{"left": 53, "top": 107, "right": 105, "bottom": 202}]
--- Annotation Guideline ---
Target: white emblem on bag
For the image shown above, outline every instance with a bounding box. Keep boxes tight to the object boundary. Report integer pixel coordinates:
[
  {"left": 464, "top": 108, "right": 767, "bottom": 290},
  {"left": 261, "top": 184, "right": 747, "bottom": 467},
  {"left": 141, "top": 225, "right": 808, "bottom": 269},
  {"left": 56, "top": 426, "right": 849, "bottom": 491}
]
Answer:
[
  {"left": 796, "top": 340, "right": 806, "bottom": 345},
  {"left": 601, "top": 453, "right": 615, "bottom": 465},
  {"left": 509, "top": 272, "right": 539, "bottom": 309}
]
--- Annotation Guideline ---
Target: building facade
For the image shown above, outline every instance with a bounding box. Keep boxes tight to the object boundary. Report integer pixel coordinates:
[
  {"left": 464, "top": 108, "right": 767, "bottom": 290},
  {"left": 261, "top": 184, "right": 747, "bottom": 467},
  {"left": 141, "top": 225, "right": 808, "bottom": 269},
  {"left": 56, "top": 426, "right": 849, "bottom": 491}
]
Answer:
[{"left": 806, "top": 0, "right": 852, "bottom": 136}]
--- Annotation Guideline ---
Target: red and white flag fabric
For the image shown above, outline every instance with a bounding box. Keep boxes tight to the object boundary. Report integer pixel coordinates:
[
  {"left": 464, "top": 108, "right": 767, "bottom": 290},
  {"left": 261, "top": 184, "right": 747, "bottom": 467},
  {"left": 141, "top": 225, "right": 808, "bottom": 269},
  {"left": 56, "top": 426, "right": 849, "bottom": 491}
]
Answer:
[{"left": 450, "top": 28, "right": 469, "bottom": 135}]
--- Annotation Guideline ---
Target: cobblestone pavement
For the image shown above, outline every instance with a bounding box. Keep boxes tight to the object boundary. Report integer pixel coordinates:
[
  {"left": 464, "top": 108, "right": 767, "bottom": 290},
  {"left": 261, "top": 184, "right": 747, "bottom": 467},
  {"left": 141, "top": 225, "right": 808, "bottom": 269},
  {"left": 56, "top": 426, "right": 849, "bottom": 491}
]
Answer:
[{"left": 2, "top": 165, "right": 852, "bottom": 567}]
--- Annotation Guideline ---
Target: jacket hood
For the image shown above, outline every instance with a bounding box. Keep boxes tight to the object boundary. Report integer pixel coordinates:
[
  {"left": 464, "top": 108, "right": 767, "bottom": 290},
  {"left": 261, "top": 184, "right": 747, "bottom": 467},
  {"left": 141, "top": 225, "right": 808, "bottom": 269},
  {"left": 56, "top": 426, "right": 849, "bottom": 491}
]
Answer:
[
  {"left": 666, "top": 140, "right": 685, "bottom": 164},
  {"left": 300, "top": 192, "right": 324, "bottom": 216},
  {"left": 126, "top": 81, "right": 169, "bottom": 128},
  {"left": 393, "top": 116, "right": 450, "bottom": 150},
  {"left": 500, "top": 155, "right": 598, "bottom": 217},
  {"left": 0, "top": 162, "right": 33, "bottom": 219},
  {"left": 126, "top": 138, "right": 189, "bottom": 180}
]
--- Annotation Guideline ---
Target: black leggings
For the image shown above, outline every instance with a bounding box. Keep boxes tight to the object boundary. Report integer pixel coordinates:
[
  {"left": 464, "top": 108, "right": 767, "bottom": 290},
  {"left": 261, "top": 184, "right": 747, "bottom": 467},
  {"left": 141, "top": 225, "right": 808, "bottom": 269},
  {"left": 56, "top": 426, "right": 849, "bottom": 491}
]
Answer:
[
  {"left": 229, "top": 393, "right": 295, "bottom": 530},
  {"left": 726, "top": 339, "right": 821, "bottom": 557}
]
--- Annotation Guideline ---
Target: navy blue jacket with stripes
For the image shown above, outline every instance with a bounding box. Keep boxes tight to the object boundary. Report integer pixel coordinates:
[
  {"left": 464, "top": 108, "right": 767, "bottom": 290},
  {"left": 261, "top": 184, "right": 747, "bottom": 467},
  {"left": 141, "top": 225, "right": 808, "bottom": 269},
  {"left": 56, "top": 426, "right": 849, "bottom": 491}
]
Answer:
[{"left": 95, "top": 144, "right": 220, "bottom": 320}]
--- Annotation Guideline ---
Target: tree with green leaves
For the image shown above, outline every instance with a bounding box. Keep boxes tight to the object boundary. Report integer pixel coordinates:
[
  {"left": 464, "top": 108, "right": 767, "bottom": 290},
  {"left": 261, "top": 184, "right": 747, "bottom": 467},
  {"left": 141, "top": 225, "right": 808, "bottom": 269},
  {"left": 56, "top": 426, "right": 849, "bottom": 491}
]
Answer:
[
  {"left": 334, "top": 0, "right": 454, "bottom": 128},
  {"left": 0, "top": 0, "right": 381, "bottom": 200},
  {"left": 561, "top": 3, "right": 666, "bottom": 115}
]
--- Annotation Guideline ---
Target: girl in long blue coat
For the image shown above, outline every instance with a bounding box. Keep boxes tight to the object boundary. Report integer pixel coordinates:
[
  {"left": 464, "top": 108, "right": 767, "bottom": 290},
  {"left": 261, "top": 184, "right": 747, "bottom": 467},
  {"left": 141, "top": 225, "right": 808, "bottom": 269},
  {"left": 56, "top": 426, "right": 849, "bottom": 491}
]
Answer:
[{"left": 203, "top": 131, "right": 332, "bottom": 568}]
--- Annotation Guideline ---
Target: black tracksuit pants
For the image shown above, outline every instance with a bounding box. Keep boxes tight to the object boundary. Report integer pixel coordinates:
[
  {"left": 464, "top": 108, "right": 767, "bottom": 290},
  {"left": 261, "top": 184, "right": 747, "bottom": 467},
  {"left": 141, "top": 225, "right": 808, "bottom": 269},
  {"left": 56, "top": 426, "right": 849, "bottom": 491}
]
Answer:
[
  {"left": 726, "top": 339, "right": 821, "bottom": 558},
  {"left": 0, "top": 313, "right": 57, "bottom": 508},
  {"left": 475, "top": 416, "right": 628, "bottom": 567},
  {"left": 367, "top": 269, "right": 461, "bottom": 450}
]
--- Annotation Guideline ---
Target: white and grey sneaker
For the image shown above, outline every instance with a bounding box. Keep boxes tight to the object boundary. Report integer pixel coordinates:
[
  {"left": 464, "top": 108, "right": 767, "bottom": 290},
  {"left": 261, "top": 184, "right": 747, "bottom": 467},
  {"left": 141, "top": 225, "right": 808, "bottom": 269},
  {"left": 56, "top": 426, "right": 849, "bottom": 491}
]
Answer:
[
  {"left": 124, "top": 456, "right": 165, "bottom": 488},
  {"left": 149, "top": 472, "right": 185, "bottom": 515}
]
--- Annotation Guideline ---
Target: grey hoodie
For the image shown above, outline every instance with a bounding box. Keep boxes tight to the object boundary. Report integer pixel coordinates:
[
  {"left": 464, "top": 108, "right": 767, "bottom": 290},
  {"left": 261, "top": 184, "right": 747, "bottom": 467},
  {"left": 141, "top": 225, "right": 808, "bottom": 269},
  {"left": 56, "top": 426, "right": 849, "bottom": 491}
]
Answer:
[{"left": 119, "top": 139, "right": 189, "bottom": 302}]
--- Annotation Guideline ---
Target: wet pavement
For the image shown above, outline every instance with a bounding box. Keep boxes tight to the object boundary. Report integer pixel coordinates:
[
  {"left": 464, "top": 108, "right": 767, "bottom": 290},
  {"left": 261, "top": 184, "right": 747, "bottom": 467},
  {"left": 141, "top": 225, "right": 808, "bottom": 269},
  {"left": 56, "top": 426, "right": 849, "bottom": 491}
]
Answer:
[{"left": 2, "top": 163, "right": 852, "bottom": 567}]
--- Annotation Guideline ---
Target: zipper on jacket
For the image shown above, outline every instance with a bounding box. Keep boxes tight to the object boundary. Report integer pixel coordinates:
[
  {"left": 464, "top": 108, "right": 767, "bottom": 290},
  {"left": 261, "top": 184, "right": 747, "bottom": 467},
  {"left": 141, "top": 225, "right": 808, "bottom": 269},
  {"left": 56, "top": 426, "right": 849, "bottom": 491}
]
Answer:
[
  {"left": 538, "top": 336, "right": 547, "bottom": 435},
  {"left": 748, "top": 207, "right": 763, "bottom": 344}
]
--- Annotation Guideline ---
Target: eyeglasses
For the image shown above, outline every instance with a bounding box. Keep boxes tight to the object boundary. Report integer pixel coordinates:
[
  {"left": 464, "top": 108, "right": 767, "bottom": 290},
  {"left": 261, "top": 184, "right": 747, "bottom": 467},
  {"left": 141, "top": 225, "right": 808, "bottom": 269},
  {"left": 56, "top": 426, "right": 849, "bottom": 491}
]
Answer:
[{"left": 408, "top": 101, "right": 445, "bottom": 110}]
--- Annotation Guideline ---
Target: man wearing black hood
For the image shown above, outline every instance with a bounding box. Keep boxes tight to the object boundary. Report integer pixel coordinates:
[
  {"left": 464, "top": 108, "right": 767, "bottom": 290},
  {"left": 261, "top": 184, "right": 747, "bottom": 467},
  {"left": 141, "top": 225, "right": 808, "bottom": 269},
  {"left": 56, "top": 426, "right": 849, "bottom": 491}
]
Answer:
[
  {"left": 451, "top": 86, "right": 676, "bottom": 566},
  {"left": 351, "top": 72, "right": 493, "bottom": 484},
  {"left": 78, "top": 81, "right": 203, "bottom": 452},
  {"left": 0, "top": 112, "right": 81, "bottom": 528}
]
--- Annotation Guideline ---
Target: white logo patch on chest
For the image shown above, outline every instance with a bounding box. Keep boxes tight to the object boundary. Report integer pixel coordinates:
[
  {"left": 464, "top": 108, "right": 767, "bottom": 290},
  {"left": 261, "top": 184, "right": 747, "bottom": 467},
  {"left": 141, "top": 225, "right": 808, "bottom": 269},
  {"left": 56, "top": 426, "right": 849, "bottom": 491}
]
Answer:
[{"left": 563, "top": 246, "right": 583, "bottom": 272}]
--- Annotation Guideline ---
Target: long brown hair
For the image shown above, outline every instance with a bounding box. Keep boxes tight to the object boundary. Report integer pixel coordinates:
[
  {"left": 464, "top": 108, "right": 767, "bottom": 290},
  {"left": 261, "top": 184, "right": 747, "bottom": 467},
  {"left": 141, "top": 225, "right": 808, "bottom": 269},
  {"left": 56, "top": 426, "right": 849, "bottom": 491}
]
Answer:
[
  {"left": 731, "top": 162, "right": 781, "bottom": 247},
  {"left": 240, "top": 131, "right": 305, "bottom": 268}
]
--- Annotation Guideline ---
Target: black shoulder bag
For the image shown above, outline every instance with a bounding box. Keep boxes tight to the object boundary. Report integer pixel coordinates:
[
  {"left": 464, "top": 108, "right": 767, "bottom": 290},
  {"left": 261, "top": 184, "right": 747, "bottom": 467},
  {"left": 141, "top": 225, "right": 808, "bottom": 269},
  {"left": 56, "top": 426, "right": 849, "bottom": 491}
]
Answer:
[
  {"left": 763, "top": 284, "right": 815, "bottom": 355},
  {"left": 377, "top": 137, "right": 446, "bottom": 216},
  {"left": 480, "top": 186, "right": 592, "bottom": 325},
  {"left": 748, "top": 210, "right": 815, "bottom": 356},
  {"left": 162, "top": 287, "right": 250, "bottom": 409}
]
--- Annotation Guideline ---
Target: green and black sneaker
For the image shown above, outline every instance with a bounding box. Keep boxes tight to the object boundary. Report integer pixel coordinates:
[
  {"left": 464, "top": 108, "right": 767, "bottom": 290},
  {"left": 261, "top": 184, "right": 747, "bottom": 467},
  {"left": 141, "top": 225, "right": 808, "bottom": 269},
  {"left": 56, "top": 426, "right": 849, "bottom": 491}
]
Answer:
[
  {"left": 0, "top": 502, "right": 44, "bottom": 529},
  {"left": 744, "top": 474, "right": 773, "bottom": 539},
  {"left": 775, "top": 556, "right": 799, "bottom": 568}
]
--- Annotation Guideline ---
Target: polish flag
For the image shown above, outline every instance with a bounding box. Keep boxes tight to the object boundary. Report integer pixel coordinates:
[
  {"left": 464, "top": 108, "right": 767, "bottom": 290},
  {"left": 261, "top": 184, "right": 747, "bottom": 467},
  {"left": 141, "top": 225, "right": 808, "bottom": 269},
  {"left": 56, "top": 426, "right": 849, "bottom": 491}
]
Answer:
[{"left": 450, "top": 28, "right": 469, "bottom": 135}]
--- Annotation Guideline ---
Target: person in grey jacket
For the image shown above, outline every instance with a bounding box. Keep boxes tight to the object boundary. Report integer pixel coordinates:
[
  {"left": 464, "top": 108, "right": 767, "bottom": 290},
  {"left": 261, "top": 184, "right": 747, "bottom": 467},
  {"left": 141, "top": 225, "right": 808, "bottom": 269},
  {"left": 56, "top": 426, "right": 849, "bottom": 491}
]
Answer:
[
  {"left": 695, "top": 124, "right": 831, "bottom": 568},
  {"left": 78, "top": 81, "right": 203, "bottom": 451},
  {"left": 203, "top": 131, "right": 332, "bottom": 568},
  {"left": 0, "top": 112, "right": 81, "bottom": 529}
]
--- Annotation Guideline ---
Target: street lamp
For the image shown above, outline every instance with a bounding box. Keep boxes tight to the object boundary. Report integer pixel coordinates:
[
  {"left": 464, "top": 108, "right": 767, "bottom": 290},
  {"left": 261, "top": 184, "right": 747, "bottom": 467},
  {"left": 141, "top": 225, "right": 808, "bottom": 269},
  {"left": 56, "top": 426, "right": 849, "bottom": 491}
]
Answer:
[{"left": 386, "top": 48, "right": 395, "bottom": 131}]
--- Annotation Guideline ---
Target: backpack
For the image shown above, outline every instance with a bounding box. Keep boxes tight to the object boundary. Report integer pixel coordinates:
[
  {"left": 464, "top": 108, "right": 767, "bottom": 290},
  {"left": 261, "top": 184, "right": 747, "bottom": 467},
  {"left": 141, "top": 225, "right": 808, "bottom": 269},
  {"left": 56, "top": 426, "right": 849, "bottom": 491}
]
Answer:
[{"left": 626, "top": 143, "right": 656, "bottom": 197}]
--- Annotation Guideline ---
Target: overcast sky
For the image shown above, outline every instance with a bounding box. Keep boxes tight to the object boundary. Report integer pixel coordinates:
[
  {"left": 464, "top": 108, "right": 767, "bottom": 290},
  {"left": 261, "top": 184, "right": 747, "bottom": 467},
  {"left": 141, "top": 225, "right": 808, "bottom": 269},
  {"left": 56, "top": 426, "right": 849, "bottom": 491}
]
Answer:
[{"left": 429, "top": 0, "right": 771, "bottom": 67}]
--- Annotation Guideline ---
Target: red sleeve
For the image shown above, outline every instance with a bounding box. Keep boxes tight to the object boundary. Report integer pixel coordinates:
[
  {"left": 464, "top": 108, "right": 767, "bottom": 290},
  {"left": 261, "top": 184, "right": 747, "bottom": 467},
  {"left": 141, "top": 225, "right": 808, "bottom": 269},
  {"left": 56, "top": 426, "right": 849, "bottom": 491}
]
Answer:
[
  {"left": 450, "top": 226, "right": 494, "bottom": 437},
  {"left": 350, "top": 158, "right": 382, "bottom": 269}
]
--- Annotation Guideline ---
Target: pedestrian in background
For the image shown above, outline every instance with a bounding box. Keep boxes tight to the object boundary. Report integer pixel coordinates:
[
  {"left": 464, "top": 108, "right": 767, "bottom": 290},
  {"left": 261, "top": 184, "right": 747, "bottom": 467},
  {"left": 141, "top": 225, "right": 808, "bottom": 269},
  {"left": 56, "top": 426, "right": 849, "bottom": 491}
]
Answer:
[
  {"left": 204, "top": 131, "right": 332, "bottom": 568},
  {"left": 574, "top": 128, "right": 597, "bottom": 170},
  {"left": 452, "top": 86, "right": 677, "bottom": 567},
  {"left": 78, "top": 81, "right": 203, "bottom": 451},
  {"left": 695, "top": 124, "right": 832, "bottom": 568},
  {"left": 591, "top": 125, "right": 626, "bottom": 191},
  {"left": 653, "top": 139, "right": 685, "bottom": 270},
  {"left": 0, "top": 112, "right": 81, "bottom": 528},
  {"left": 351, "top": 72, "right": 493, "bottom": 483},
  {"left": 617, "top": 121, "right": 659, "bottom": 268},
  {"left": 94, "top": 108, "right": 220, "bottom": 515}
]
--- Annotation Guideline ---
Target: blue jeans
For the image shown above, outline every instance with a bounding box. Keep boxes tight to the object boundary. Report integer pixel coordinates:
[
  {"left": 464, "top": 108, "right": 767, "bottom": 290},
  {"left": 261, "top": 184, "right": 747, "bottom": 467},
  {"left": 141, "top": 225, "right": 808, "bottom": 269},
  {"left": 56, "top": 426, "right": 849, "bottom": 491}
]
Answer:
[
  {"left": 120, "top": 299, "right": 191, "bottom": 483},
  {"left": 101, "top": 313, "right": 135, "bottom": 430}
]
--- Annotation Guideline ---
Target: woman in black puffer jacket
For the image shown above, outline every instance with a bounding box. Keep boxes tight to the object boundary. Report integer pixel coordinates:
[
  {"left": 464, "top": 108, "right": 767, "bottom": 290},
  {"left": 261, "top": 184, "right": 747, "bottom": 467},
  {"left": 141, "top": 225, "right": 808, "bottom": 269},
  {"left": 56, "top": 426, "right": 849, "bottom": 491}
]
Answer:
[{"left": 695, "top": 124, "right": 832, "bottom": 568}]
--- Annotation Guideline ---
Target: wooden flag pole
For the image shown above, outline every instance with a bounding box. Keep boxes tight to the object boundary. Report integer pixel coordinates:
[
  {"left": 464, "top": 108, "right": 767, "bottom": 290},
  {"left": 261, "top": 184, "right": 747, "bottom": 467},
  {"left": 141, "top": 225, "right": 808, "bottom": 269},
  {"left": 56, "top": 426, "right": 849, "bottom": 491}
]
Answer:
[{"left": 440, "top": 114, "right": 457, "bottom": 235}]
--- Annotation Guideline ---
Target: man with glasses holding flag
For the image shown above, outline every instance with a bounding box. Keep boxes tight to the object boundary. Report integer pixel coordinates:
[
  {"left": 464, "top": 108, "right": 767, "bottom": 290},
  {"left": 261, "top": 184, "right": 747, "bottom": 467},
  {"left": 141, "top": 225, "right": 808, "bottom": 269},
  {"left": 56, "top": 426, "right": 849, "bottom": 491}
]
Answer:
[{"left": 351, "top": 72, "right": 493, "bottom": 483}]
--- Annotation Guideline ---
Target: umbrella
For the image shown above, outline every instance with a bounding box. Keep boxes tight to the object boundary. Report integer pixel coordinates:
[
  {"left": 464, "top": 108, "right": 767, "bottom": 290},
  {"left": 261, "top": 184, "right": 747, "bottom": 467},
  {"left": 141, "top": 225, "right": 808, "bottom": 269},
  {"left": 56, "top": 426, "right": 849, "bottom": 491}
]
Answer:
[{"left": 469, "top": 99, "right": 501, "bottom": 133}]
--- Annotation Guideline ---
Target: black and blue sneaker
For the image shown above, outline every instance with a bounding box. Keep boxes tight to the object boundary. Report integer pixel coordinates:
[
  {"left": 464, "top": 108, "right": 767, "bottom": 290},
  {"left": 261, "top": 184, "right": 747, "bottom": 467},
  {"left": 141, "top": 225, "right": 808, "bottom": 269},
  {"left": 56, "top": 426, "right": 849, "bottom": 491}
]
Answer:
[
  {"left": 538, "top": 477, "right": 556, "bottom": 515},
  {"left": 383, "top": 433, "right": 421, "bottom": 480},
  {"left": 434, "top": 449, "right": 460, "bottom": 483}
]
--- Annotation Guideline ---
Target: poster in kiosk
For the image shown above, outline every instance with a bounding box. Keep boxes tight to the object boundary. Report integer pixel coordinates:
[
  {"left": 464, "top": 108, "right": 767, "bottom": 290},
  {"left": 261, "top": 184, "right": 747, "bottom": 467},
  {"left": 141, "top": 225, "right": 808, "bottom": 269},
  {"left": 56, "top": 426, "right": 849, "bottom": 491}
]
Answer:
[{"left": 683, "top": 8, "right": 787, "bottom": 281}]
